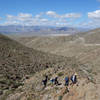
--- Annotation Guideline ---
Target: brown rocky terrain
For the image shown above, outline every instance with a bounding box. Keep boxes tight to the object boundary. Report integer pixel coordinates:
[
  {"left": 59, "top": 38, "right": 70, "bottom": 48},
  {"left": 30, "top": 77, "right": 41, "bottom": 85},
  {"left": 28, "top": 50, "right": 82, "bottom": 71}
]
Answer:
[
  {"left": 15, "top": 29, "right": 100, "bottom": 58},
  {"left": 6, "top": 28, "right": 100, "bottom": 100},
  {"left": 0, "top": 28, "right": 100, "bottom": 100},
  {"left": 0, "top": 34, "right": 78, "bottom": 100},
  {"left": 3, "top": 64, "right": 100, "bottom": 100}
]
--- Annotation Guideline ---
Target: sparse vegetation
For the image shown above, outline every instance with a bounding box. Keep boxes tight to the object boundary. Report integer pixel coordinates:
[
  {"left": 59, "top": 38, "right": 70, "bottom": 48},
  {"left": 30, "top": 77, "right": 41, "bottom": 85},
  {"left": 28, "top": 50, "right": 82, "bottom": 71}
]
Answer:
[
  {"left": 0, "top": 34, "right": 76, "bottom": 98},
  {"left": 58, "top": 96, "right": 63, "bottom": 100},
  {"left": 0, "top": 29, "right": 100, "bottom": 100},
  {"left": 58, "top": 72, "right": 64, "bottom": 77},
  {"left": 93, "top": 71, "right": 98, "bottom": 75}
]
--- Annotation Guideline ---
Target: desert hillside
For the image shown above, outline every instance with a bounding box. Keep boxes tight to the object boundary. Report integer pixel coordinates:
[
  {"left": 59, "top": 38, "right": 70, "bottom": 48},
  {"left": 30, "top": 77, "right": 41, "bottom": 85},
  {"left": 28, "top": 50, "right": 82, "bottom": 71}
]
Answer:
[
  {"left": 1, "top": 28, "right": 100, "bottom": 100},
  {"left": 0, "top": 34, "right": 79, "bottom": 100},
  {"left": 16, "top": 28, "right": 100, "bottom": 58}
]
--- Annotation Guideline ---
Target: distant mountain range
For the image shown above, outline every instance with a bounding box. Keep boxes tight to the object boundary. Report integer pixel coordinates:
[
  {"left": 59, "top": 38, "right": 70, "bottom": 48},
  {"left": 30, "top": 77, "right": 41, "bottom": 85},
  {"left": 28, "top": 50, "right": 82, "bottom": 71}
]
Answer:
[{"left": 0, "top": 25, "right": 89, "bottom": 36}]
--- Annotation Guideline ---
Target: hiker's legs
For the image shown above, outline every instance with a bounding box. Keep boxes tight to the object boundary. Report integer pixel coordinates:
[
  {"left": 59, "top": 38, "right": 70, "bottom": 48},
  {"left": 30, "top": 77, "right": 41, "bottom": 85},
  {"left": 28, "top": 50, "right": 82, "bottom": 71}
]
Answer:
[
  {"left": 43, "top": 80, "right": 47, "bottom": 87},
  {"left": 66, "top": 81, "right": 69, "bottom": 86},
  {"left": 55, "top": 80, "right": 58, "bottom": 85}
]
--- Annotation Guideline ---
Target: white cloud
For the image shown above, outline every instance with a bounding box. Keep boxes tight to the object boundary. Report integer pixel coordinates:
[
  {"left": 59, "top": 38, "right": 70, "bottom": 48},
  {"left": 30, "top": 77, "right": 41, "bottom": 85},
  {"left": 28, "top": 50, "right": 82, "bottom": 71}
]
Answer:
[
  {"left": 35, "top": 13, "right": 43, "bottom": 19},
  {"left": 7, "top": 13, "right": 33, "bottom": 21},
  {"left": 4, "top": 21, "right": 20, "bottom": 25},
  {"left": 62, "top": 13, "right": 81, "bottom": 18},
  {"left": 46, "top": 11, "right": 81, "bottom": 19},
  {"left": 6, "top": 15, "right": 16, "bottom": 20},
  {"left": 2, "top": 11, "right": 82, "bottom": 26},
  {"left": 17, "top": 13, "right": 32, "bottom": 21},
  {"left": 46, "top": 11, "right": 59, "bottom": 18},
  {"left": 88, "top": 10, "right": 100, "bottom": 19},
  {"left": 5, "top": 13, "right": 34, "bottom": 25},
  {"left": 40, "top": 18, "right": 48, "bottom": 22},
  {"left": 35, "top": 14, "right": 41, "bottom": 18},
  {"left": 18, "top": 13, "right": 32, "bottom": 18},
  {"left": 86, "top": 10, "right": 100, "bottom": 28},
  {"left": 4, "top": 13, "right": 48, "bottom": 26},
  {"left": 46, "top": 11, "right": 56, "bottom": 15}
]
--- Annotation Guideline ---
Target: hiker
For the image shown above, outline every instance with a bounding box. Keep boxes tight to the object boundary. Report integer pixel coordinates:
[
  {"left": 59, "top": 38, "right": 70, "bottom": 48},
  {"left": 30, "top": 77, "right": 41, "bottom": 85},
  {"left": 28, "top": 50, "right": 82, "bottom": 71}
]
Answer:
[
  {"left": 70, "top": 73, "right": 77, "bottom": 84},
  {"left": 42, "top": 75, "right": 48, "bottom": 87},
  {"left": 65, "top": 76, "right": 69, "bottom": 86},
  {"left": 54, "top": 77, "right": 59, "bottom": 85},
  {"left": 50, "top": 78, "right": 55, "bottom": 85}
]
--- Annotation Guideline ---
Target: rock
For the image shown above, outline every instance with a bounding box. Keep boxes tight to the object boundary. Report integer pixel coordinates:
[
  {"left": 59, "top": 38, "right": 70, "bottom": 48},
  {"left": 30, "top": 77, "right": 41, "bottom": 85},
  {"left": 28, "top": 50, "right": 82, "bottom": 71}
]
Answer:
[
  {"left": 35, "top": 83, "right": 44, "bottom": 92},
  {"left": 42, "top": 94, "right": 54, "bottom": 100},
  {"left": 0, "top": 90, "right": 3, "bottom": 95},
  {"left": 7, "top": 92, "right": 24, "bottom": 100},
  {"left": 25, "top": 75, "right": 30, "bottom": 79},
  {"left": 59, "top": 87, "right": 69, "bottom": 96}
]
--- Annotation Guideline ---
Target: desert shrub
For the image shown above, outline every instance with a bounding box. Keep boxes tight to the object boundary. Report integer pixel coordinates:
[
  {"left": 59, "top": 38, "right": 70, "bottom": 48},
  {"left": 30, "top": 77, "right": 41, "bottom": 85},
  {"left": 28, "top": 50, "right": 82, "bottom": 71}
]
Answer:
[
  {"left": 58, "top": 96, "right": 63, "bottom": 100},
  {"left": 54, "top": 87, "right": 59, "bottom": 90},
  {"left": 27, "top": 96, "right": 32, "bottom": 100},
  {"left": 93, "top": 71, "right": 97, "bottom": 75},
  {"left": 72, "top": 63, "right": 77, "bottom": 68},
  {"left": 88, "top": 75, "right": 95, "bottom": 83},
  {"left": 58, "top": 72, "right": 64, "bottom": 77},
  {"left": 87, "top": 69, "right": 92, "bottom": 73},
  {"left": 0, "top": 90, "right": 14, "bottom": 100}
]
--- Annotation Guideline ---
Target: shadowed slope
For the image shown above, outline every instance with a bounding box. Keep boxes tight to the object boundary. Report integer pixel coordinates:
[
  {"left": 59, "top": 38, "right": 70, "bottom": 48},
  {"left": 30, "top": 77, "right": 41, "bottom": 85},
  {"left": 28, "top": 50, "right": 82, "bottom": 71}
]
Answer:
[{"left": 0, "top": 34, "right": 76, "bottom": 92}]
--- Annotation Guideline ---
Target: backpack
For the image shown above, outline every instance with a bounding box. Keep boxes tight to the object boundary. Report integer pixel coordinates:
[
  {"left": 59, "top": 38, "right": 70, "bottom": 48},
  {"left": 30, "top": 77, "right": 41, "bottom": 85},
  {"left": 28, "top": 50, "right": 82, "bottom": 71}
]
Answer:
[
  {"left": 65, "top": 77, "right": 69, "bottom": 82},
  {"left": 71, "top": 75, "right": 76, "bottom": 83}
]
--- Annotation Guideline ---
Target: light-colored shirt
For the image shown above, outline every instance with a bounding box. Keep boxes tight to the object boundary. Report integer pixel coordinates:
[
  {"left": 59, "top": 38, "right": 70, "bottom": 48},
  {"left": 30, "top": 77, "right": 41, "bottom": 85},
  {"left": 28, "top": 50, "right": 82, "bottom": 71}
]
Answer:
[{"left": 72, "top": 75, "right": 75, "bottom": 81}]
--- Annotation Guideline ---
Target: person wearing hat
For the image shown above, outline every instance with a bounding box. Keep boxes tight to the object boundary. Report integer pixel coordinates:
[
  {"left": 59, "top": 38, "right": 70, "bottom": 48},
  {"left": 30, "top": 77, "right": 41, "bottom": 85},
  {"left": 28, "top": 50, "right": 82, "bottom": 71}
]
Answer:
[{"left": 71, "top": 72, "right": 77, "bottom": 84}]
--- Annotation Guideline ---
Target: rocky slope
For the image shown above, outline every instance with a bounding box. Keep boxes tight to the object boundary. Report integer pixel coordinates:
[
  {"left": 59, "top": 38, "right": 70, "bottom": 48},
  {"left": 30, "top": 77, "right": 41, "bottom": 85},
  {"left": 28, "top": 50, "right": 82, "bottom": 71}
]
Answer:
[
  {"left": 0, "top": 28, "right": 100, "bottom": 100},
  {"left": 7, "top": 28, "right": 100, "bottom": 100},
  {"left": 0, "top": 34, "right": 78, "bottom": 100},
  {"left": 15, "top": 31, "right": 100, "bottom": 58},
  {"left": 3, "top": 62, "right": 100, "bottom": 100}
]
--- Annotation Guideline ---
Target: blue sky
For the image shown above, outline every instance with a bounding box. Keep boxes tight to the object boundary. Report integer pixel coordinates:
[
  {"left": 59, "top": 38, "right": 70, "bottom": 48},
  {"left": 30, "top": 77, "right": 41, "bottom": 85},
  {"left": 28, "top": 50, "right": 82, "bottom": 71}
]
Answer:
[{"left": 0, "top": 0, "right": 100, "bottom": 28}]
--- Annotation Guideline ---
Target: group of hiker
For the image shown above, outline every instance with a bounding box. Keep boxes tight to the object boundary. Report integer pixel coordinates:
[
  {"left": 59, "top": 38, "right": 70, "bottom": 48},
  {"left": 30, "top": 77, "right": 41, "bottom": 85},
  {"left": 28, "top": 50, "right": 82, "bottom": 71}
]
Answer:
[
  {"left": 65, "top": 73, "right": 77, "bottom": 86},
  {"left": 42, "top": 73, "right": 77, "bottom": 88}
]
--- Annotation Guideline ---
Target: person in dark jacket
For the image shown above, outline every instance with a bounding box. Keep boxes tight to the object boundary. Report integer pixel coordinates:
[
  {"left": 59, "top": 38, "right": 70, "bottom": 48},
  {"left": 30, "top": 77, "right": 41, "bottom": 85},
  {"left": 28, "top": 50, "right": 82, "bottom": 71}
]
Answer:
[
  {"left": 54, "top": 77, "right": 59, "bottom": 85},
  {"left": 65, "top": 76, "right": 69, "bottom": 86},
  {"left": 70, "top": 73, "right": 77, "bottom": 84},
  {"left": 42, "top": 75, "right": 48, "bottom": 87}
]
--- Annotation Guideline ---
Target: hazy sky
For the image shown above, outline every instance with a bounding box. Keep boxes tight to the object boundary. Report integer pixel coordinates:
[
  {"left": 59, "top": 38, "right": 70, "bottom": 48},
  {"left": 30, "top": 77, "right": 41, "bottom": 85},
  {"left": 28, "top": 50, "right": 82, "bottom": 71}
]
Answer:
[{"left": 0, "top": 0, "right": 100, "bottom": 28}]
